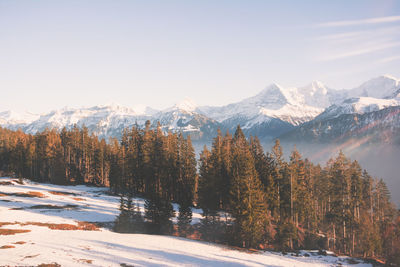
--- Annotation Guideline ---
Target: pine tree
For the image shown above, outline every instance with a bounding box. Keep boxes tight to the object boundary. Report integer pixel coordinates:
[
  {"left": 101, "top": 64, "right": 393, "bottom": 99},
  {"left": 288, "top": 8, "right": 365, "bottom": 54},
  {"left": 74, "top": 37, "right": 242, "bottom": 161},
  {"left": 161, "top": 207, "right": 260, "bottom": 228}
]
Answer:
[
  {"left": 250, "top": 136, "right": 277, "bottom": 215},
  {"left": 178, "top": 204, "right": 192, "bottom": 237},
  {"left": 271, "top": 139, "right": 284, "bottom": 219},
  {"left": 229, "top": 126, "right": 269, "bottom": 248}
]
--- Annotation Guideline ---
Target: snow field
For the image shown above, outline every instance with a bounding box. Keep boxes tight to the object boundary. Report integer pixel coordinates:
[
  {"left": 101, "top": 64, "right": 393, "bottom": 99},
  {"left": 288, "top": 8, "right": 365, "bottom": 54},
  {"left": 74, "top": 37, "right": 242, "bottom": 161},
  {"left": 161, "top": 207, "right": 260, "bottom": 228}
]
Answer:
[{"left": 0, "top": 177, "right": 371, "bottom": 266}]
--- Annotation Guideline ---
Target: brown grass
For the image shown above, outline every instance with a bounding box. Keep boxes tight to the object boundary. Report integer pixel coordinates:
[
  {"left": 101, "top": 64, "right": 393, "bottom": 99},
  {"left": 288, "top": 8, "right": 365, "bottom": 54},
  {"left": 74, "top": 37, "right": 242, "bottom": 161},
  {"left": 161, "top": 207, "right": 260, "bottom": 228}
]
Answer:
[
  {"left": 23, "top": 254, "right": 40, "bottom": 259},
  {"left": 0, "top": 191, "right": 47, "bottom": 198},
  {"left": 37, "top": 263, "right": 61, "bottom": 267},
  {"left": 22, "top": 191, "right": 46, "bottom": 198},
  {"left": 13, "top": 241, "right": 26, "bottom": 245},
  {"left": 0, "top": 221, "right": 99, "bottom": 231},
  {"left": 0, "top": 222, "right": 15, "bottom": 227},
  {"left": 11, "top": 204, "right": 79, "bottom": 210},
  {"left": 0, "top": 245, "right": 15, "bottom": 249},
  {"left": 24, "top": 221, "right": 99, "bottom": 231},
  {"left": 72, "top": 197, "right": 85, "bottom": 201},
  {"left": 0, "top": 229, "right": 31, "bottom": 235},
  {"left": 77, "top": 221, "right": 99, "bottom": 230},
  {"left": 12, "top": 179, "right": 24, "bottom": 185},
  {"left": 0, "top": 181, "right": 13, "bottom": 185},
  {"left": 49, "top": 190, "right": 77, "bottom": 196},
  {"left": 76, "top": 259, "right": 93, "bottom": 264},
  {"left": 0, "top": 193, "right": 7, "bottom": 196}
]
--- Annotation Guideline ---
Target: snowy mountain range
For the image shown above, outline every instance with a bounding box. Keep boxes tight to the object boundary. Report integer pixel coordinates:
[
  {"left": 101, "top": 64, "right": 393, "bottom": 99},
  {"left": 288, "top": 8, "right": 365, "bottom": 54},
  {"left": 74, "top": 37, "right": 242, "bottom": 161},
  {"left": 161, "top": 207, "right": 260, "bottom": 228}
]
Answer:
[{"left": 1, "top": 75, "right": 399, "bottom": 144}]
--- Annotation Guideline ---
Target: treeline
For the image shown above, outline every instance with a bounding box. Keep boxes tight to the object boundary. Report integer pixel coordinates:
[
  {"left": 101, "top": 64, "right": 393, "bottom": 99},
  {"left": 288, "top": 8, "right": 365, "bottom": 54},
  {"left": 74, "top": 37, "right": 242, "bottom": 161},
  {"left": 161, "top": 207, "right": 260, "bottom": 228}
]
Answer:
[
  {"left": 0, "top": 126, "right": 110, "bottom": 185},
  {"left": 0, "top": 124, "right": 399, "bottom": 264}
]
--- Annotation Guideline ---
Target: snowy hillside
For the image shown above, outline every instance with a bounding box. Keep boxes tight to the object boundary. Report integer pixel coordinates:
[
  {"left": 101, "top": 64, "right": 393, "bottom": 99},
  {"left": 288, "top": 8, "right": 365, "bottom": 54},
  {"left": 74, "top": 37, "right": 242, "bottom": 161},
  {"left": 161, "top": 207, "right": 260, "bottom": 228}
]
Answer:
[{"left": 0, "top": 177, "right": 372, "bottom": 266}]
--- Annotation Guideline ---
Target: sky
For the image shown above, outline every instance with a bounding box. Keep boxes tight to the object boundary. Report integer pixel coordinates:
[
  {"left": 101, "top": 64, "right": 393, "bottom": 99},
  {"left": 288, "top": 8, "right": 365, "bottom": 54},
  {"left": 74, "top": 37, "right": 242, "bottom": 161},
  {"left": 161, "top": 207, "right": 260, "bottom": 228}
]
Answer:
[{"left": 0, "top": 0, "right": 400, "bottom": 114}]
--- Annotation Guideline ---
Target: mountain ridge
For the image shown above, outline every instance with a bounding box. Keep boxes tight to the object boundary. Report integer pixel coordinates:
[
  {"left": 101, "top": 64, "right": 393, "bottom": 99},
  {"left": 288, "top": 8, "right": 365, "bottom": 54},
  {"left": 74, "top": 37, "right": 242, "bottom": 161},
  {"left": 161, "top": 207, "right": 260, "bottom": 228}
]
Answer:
[{"left": 1, "top": 75, "right": 399, "bottom": 142}]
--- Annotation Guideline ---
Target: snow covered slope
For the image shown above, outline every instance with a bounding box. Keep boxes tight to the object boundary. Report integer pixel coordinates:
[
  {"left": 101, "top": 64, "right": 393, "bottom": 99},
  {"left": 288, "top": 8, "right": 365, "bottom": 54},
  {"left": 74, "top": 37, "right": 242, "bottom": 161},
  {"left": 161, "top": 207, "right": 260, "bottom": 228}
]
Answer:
[
  {"left": 315, "top": 97, "right": 400, "bottom": 121},
  {"left": 0, "top": 177, "right": 372, "bottom": 267}
]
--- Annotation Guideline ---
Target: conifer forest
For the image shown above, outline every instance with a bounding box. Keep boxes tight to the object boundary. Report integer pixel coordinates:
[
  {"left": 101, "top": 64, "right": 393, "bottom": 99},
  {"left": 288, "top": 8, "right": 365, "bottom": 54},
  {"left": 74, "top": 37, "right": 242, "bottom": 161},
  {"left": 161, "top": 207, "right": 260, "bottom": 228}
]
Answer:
[{"left": 0, "top": 123, "right": 399, "bottom": 265}]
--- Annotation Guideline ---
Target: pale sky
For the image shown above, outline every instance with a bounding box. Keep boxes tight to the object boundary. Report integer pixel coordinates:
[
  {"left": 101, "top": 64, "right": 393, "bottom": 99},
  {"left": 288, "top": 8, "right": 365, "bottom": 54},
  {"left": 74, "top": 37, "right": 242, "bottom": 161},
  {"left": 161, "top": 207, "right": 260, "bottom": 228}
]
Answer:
[{"left": 1, "top": 0, "right": 400, "bottom": 114}]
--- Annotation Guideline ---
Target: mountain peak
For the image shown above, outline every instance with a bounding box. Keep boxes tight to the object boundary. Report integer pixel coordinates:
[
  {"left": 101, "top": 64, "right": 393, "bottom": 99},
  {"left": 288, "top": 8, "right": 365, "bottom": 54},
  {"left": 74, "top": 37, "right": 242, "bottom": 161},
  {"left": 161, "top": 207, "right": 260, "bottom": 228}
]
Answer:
[
  {"left": 264, "top": 82, "right": 284, "bottom": 91},
  {"left": 256, "top": 83, "right": 287, "bottom": 99},
  {"left": 310, "top": 80, "right": 326, "bottom": 89},
  {"left": 173, "top": 97, "right": 197, "bottom": 112},
  {"left": 351, "top": 74, "right": 400, "bottom": 99},
  {"left": 381, "top": 74, "right": 399, "bottom": 82}
]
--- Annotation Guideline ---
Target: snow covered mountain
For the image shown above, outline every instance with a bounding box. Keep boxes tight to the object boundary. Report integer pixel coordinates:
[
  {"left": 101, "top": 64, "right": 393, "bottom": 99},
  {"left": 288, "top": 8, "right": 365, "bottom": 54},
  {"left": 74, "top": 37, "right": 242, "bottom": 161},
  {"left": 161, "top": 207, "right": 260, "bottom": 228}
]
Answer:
[
  {"left": 197, "top": 83, "right": 326, "bottom": 125},
  {"left": 151, "top": 99, "right": 221, "bottom": 141},
  {"left": 1, "top": 104, "right": 152, "bottom": 140},
  {"left": 196, "top": 81, "right": 349, "bottom": 139},
  {"left": 280, "top": 105, "right": 400, "bottom": 144},
  {"left": 0, "top": 110, "right": 39, "bottom": 126},
  {"left": 349, "top": 74, "right": 400, "bottom": 99},
  {"left": 0, "top": 101, "right": 220, "bottom": 141},
  {"left": 315, "top": 97, "right": 400, "bottom": 122},
  {"left": 1, "top": 75, "right": 399, "bottom": 143}
]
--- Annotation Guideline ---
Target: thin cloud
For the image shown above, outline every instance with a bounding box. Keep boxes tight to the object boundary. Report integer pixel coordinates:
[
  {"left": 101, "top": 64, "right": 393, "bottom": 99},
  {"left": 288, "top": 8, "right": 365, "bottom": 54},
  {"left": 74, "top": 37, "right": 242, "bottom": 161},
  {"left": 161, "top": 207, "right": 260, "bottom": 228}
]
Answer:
[
  {"left": 317, "top": 41, "right": 400, "bottom": 61},
  {"left": 315, "top": 26, "right": 400, "bottom": 42},
  {"left": 316, "top": 15, "right": 400, "bottom": 27},
  {"left": 379, "top": 55, "right": 400, "bottom": 63},
  {"left": 315, "top": 30, "right": 367, "bottom": 41}
]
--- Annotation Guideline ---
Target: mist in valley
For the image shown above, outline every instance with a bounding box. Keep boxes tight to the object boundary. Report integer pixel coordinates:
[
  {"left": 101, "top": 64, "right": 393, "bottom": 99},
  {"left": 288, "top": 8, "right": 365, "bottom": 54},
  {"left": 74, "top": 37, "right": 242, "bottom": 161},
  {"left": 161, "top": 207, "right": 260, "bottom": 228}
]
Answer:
[
  {"left": 194, "top": 140, "right": 400, "bottom": 207},
  {"left": 278, "top": 141, "right": 400, "bottom": 207}
]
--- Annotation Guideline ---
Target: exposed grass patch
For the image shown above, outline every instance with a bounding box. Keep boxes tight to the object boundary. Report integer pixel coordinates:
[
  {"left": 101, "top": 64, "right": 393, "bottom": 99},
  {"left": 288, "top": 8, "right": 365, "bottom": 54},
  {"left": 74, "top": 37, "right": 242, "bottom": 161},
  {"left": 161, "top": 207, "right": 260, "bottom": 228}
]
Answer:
[
  {"left": 0, "top": 181, "right": 13, "bottom": 185},
  {"left": 0, "top": 191, "right": 47, "bottom": 198},
  {"left": 0, "top": 222, "right": 15, "bottom": 227},
  {"left": 0, "top": 245, "right": 15, "bottom": 249},
  {"left": 49, "top": 191, "right": 77, "bottom": 196},
  {"left": 0, "top": 228, "right": 31, "bottom": 235},
  {"left": 11, "top": 204, "right": 79, "bottom": 210},
  {"left": 22, "top": 191, "right": 46, "bottom": 198},
  {"left": 0, "top": 221, "right": 99, "bottom": 231},
  {"left": 72, "top": 197, "right": 85, "bottom": 201},
  {"left": 25, "top": 221, "right": 99, "bottom": 231},
  {"left": 23, "top": 254, "right": 40, "bottom": 259},
  {"left": 37, "top": 263, "right": 61, "bottom": 267},
  {"left": 75, "top": 258, "right": 93, "bottom": 264},
  {"left": 13, "top": 241, "right": 26, "bottom": 245}
]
